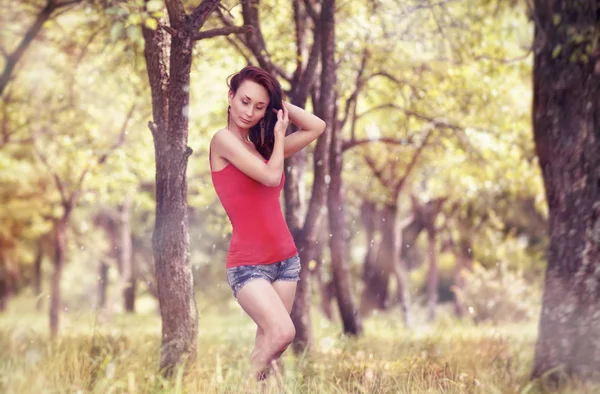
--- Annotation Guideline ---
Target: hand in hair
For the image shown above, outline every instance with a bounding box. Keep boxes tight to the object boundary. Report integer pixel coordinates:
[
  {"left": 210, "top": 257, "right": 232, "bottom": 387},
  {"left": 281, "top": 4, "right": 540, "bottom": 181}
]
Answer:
[{"left": 273, "top": 103, "right": 289, "bottom": 138}]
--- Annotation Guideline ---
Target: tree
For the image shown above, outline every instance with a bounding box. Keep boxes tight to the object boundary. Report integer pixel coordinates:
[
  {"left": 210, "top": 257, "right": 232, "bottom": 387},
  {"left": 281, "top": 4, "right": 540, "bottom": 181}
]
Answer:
[
  {"left": 530, "top": 0, "right": 600, "bottom": 384},
  {"left": 0, "top": 0, "right": 85, "bottom": 97},
  {"left": 140, "top": 0, "right": 248, "bottom": 375}
]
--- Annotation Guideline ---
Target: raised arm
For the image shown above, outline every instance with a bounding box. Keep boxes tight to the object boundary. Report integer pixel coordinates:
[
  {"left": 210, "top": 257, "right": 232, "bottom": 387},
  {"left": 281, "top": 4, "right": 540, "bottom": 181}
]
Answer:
[
  {"left": 283, "top": 101, "right": 326, "bottom": 158},
  {"left": 211, "top": 109, "right": 288, "bottom": 187}
]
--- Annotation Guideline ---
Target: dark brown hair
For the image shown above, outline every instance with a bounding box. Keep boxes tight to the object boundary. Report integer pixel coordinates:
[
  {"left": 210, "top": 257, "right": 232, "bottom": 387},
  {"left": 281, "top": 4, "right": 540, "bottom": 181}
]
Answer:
[{"left": 227, "top": 66, "right": 283, "bottom": 159}]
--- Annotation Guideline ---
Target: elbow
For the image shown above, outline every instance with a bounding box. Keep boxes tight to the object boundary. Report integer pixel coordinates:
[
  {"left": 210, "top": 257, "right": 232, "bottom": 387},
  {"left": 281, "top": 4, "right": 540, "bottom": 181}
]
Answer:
[{"left": 264, "top": 172, "right": 282, "bottom": 187}]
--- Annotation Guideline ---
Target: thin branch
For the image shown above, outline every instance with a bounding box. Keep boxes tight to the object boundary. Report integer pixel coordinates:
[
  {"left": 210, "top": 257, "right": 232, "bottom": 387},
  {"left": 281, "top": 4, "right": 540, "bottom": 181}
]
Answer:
[
  {"left": 193, "top": 25, "right": 252, "bottom": 41},
  {"left": 55, "top": 0, "right": 83, "bottom": 8},
  {"left": 395, "top": 127, "right": 434, "bottom": 193},
  {"left": 356, "top": 103, "right": 462, "bottom": 130},
  {"left": 472, "top": 49, "right": 533, "bottom": 64},
  {"left": 77, "top": 102, "right": 135, "bottom": 192},
  {"left": 241, "top": 0, "right": 292, "bottom": 81},
  {"left": 224, "top": 36, "right": 253, "bottom": 63},
  {"left": 189, "top": 0, "right": 221, "bottom": 32},
  {"left": 216, "top": 6, "right": 249, "bottom": 46},
  {"left": 339, "top": 46, "right": 370, "bottom": 131},
  {"left": 342, "top": 137, "right": 410, "bottom": 152},
  {"left": 34, "top": 141, "right": 67, "bottom": 204},
  {"left": 363, "top": 154, "right": 391, "bottom": 188}
]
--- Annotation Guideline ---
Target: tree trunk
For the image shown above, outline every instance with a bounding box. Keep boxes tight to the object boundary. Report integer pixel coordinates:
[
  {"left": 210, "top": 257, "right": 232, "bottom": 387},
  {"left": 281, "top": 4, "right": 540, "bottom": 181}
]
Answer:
[
  {"left": 453, "top": 237, "right": 473, "bottom": 317},
  {"left": 50, "top": 217, "right": 67, "bottom": 338},
  {"left": 325, "top": 0, "right": 362, "bottom": 335},
  {"left": 34, "top": 243, "right": 43, "bottom": 311},
  {"left": 313, "top": 228, "right": 334, "bottom": 321},
  {"left": 143, "top": 12, "right": 198, "bottom": 375},
  {"left": 289, "top": 7, "right": 329, "bottom": 354},
  {"left": 426, "top": 228, "right": 439, "bottom": 322},
  {"left": 97, "top": 260, "right": 109, "bottom": 309},
  {"left": 0, "top": 249, "right": 14, "bottom": 312},
  {"left": 361, "top": 205, "right": 392, "bottom": 314},
  {"left": 359, "top": 201, "right": 384, "bottom": 315},
  {"left": 531, "top": 0, "right": 600, "bottom": 384},
  {"left": 392, "top": 205, "right": 412, "bottom": 327},
  {"left": 119, "top": 196, "right": 135, "bottom": 313}
]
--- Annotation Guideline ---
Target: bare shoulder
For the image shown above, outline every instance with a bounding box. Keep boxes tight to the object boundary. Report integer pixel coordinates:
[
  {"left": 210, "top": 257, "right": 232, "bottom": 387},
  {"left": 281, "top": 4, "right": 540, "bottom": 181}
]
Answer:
[{"left": 211, "top": 128, "right": 233, "bottom": 146}]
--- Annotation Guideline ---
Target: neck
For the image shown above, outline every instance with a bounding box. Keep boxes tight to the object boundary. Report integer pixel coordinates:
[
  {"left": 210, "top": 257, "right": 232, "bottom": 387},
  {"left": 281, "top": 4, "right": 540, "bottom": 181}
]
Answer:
[{"left": 228, "top": 116, "right": 250, "bottom": 142}]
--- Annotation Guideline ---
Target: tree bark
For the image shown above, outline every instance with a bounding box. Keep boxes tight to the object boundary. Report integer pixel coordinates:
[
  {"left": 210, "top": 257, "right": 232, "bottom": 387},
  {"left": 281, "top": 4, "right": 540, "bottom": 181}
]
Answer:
[
  {"left": 0, "top": 249, "right": 15, "bottom": 312},
  {"left": 324, "top": 0, "right": 362, "bottom": 336},
  {"left": 97, "top": 260, "right": 109, "bottom": 309},
  {"left": 361, "top": 205, "right": 393, "bottom": 314},
  {"left": 289, "top": 7, "right": 328, "bottom": 354},
  {"left": 531, "top": 0, "right": 600, "bottom": 384},
  {"left": 142, "top": 0, "right": 225, "bottom": 374},
  {"left": 50, "top": 216, "right": 68, "bottom": 338},
  {"left": 425, "top": 228, "right": 439, "bottom": 322},
  {"left": 453, "top": 237, "right": 473, "bottom": 317},
  {"left": 118, "top": 196, "right": 135, "bottom": 313},
  {"left": 34, "top": 242, "right": 43, "bottom": 311},
  {"left": 149, "top": 34, "right": 198, "bottom": 376}
]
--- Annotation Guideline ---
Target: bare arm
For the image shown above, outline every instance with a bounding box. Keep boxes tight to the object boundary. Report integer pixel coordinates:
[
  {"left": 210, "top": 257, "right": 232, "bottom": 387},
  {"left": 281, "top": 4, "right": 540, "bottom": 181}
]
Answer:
[
  {"left": 211, "top": 108, "right": 288, "bottom": 187},
  {"left": 283, "top": 101, "right": 326, "bottom": 158}
]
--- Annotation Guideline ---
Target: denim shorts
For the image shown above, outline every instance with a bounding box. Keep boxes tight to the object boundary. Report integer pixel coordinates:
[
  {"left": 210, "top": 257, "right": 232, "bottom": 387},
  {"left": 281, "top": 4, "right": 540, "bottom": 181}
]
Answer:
[{"left": 226, "top": 254, "right": 301, "bottom": 298}]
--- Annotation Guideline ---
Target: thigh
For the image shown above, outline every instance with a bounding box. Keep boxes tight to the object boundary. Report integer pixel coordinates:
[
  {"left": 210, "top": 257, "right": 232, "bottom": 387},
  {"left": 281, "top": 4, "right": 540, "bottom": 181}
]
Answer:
[
  {"left": 236, "top": 279, "right": 293, "bottom": 332},
  {"left": 272, "top": 281, "right": 297, "bottom": 314}
]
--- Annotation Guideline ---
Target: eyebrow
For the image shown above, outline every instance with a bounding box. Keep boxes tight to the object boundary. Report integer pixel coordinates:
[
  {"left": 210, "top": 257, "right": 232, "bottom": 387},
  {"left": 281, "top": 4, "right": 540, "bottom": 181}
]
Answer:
[{"left": 244, "top": 95, "right": 266, "bottom": 105}]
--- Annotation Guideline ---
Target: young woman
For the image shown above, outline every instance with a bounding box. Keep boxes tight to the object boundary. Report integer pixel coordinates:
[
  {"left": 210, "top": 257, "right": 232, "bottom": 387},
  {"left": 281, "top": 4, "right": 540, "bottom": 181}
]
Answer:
[{"left": 209, "top": 66, "right": 326, "bottom": 379}]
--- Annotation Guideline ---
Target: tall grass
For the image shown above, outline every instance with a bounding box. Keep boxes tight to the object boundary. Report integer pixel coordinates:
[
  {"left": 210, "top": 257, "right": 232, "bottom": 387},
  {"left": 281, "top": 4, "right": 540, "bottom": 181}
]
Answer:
[{"left": 0, "top": 297, "right": 597, "bottom": 394}]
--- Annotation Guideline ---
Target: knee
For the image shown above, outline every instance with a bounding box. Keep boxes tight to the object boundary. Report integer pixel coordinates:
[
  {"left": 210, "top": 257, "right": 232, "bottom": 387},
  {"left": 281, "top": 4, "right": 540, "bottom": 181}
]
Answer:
[{"left": 269, "top": 323, "right": 295, "bottom": 351}]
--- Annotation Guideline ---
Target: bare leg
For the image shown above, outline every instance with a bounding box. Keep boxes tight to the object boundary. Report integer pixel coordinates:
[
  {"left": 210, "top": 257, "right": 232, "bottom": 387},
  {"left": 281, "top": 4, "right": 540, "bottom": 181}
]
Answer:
[
  {"left": 235, "top": 280, "right": 296, "bottom": 379},
  {"left": 253, "top": 281, "right": 297, "bottom": 380}
]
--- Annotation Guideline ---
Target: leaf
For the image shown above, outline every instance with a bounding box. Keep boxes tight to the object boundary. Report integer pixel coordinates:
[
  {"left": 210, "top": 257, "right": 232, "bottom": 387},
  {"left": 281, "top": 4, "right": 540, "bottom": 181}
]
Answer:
[
  {"left": 128, "top": 13, "right": 142, "bottom": 26},
  {"left": 126, "top": 25, "right": 142, "bottom": 42},
  {"left": 146, "top": 0, "right": 163, "bottom": 13},
  {"left": 144, "top": 18, "right": 158, "bottom": 31},
  {"left": 553, "top": 14, "right": 561, "bottom": 26},
  {"left": 110, "top": 22, "right": 124, "bottom": 42},
  {"left": 552, "top": 45, "right": 562, "bottom": 59}
]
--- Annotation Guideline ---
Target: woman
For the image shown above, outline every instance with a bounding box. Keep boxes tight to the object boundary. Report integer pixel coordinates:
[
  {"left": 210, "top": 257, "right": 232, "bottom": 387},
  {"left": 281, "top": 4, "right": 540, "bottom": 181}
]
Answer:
[{"left": 209, "top": 66, "right": 326, "bottom": 379}]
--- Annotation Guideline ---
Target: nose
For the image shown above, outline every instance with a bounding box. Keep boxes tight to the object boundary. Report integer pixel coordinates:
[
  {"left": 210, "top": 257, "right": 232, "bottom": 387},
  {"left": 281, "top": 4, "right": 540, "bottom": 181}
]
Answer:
[{"left": 245, "top": 107, "right": 253, "bottom": 118}]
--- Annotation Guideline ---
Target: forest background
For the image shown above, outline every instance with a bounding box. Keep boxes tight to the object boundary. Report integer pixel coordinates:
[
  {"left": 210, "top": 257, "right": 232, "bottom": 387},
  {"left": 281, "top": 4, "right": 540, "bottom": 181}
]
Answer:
[{"left": 1, "top": 0, "right": 598, "bottom": 393}]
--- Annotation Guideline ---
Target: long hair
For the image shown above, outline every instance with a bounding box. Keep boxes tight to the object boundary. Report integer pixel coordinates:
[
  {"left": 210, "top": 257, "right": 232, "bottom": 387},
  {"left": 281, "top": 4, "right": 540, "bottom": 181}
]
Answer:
[{"left": 227, "top": 66, "right": 284, "bottom": 160}]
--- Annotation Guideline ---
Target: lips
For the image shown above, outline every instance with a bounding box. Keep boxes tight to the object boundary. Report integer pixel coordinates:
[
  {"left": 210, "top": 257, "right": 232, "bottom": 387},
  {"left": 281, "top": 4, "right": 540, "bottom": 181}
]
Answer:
[{"left": 240, "top": 117, "right": 251, "bottom": 124}]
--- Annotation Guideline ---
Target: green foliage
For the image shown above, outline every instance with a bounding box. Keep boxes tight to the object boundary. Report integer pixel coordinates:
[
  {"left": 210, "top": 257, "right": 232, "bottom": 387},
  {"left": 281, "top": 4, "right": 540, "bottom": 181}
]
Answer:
[{"left": 453, "top": 263, "right": 541, "bottom": 325}]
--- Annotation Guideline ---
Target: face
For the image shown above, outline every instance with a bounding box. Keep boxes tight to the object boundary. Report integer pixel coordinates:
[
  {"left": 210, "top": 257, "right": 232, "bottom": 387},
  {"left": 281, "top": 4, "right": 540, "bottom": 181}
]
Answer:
[{"left": 228, "top": 80, "right": 270, "bottom": 130}]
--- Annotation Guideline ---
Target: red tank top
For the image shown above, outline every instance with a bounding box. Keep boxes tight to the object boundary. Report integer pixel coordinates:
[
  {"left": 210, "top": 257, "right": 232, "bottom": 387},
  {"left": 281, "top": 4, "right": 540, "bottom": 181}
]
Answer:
[{"left": 210, "top": 150, "right": 298, "bottom": 268}]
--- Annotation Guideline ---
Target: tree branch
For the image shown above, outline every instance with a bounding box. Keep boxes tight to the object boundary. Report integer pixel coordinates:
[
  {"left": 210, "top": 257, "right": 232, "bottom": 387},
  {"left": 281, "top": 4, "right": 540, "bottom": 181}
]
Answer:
[
  {"left": 193, "top": 25, "right": 252, "bottom": 41},
  {"left": 77, "top": 102, "right": 135, "bottom": 192},
  {"left": 342, "top": 137, "right": 411, "bottom": 152},
  {"left": 164, "top": 0, "right": 187, "bottom": 29},
  {"left": 55, "top": 0, "right": 83, "bottom": 8},
  {"left": 190, "top": 0, "right": 221, "bottom": 32},
  {"left": 339, "top": 46, "right": 369, "bottom": 131},
  {"left": 34, "top": 142, "right": 67, "bottom": 204},
  {"left": 241, "top": 0, "right": 292, "bottom": 81},
  {"left": 395, "top": 126, "right": 435, "bottom": 193},
  {"left": 302, "top": 0, "right": 320, "bottom": 21}
]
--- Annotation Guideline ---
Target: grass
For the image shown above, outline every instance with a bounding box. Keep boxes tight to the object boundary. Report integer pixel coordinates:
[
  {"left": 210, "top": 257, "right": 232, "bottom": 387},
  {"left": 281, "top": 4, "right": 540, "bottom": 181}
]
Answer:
[{"left": 0, "top": 296, "right": 598, "bottom": 394}]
